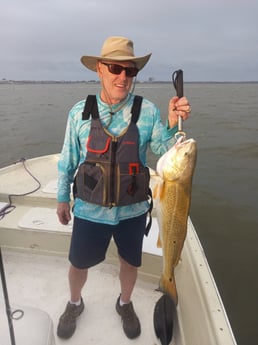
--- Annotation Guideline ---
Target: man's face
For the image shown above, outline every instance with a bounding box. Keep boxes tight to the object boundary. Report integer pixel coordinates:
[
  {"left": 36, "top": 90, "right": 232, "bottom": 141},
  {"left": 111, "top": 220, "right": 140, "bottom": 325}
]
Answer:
[{"left": 97, "top": 61, "right": 137, "bottom": 104}]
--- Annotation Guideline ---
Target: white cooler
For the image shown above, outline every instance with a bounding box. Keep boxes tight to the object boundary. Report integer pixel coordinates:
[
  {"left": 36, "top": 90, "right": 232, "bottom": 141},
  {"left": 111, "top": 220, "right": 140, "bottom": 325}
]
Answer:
[{"left": 0, "top": 303, "right": 55, "bottom": 345}]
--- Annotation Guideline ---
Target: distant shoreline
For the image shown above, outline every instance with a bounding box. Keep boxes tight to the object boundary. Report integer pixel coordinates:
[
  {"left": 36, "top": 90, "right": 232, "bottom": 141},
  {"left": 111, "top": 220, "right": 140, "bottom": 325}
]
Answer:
[{"left": 1, "top": 80, "right": 258, "bottom": 85}]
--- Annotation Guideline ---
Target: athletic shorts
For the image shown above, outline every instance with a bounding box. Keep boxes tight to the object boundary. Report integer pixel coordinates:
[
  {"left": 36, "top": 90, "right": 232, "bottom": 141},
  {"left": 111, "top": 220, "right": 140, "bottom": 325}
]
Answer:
[{"left": 69, "top": 213, "right": 147, "bottom": 269}]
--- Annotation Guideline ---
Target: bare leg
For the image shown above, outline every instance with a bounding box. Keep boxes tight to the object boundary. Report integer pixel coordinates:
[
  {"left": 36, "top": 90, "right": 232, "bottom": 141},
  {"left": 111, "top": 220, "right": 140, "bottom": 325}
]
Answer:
[
  {"left": 68, "top": 264, "right": 88, "bottom": 302},
  {"left": 119, "top": 256, "right": 138, "bottom": 303}
]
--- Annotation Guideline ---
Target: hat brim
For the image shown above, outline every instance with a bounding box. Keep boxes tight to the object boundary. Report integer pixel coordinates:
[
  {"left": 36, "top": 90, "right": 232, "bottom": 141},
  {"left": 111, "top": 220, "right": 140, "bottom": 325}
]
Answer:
[{"left": 81, "top": 53, "right": 152, "bottom": 72}]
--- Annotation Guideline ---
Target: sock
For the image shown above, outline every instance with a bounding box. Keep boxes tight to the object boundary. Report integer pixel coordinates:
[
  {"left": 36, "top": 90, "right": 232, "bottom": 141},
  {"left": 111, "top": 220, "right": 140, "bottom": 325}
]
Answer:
[
  {"left": 119, "top": 297, "right": 130, "bottom": 306},
  {"left": 69, "top": 299, "right": 81, "bottom": 306}
]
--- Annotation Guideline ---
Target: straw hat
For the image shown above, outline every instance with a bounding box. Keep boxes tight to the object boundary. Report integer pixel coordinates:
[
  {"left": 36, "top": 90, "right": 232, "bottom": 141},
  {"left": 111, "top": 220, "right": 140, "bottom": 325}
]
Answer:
[{"left": 81, "top": 36, "right": 152, "bottom": 72}]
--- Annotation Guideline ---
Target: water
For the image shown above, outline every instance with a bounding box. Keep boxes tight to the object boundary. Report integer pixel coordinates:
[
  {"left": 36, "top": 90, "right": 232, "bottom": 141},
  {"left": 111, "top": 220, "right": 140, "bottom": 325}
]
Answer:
[{"left": 1, "top": 82, "right": 257, "bottom": 345}]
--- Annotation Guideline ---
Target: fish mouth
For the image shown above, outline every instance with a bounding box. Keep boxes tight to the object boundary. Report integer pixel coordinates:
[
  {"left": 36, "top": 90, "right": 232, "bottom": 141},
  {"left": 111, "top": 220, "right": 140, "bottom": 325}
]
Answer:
[
  {"left": 157, "top": 137, "right": 197, "bottom": 180},
  {"left": 175, "top": 137, "right": 196, "bottom": 148}
]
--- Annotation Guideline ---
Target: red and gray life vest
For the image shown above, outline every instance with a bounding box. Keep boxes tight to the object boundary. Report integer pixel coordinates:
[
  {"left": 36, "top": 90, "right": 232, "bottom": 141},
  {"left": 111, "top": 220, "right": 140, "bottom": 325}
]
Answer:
[{"left": 73, "top": 95, "right": 152, "bottom": 209}]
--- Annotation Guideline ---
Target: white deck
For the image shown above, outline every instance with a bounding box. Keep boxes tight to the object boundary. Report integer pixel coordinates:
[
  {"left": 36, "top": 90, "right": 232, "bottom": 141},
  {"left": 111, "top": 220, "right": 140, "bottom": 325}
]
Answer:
[
  {"left": 0, "top": 155, "right": 237, "bottom": 345},
  {"left": 1, "top": 249, "right": 164, "bottom": 345}
]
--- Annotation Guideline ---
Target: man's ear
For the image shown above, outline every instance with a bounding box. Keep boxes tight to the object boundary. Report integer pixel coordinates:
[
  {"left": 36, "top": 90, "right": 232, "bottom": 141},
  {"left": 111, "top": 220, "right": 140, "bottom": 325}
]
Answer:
[{"left": 96, "top": 62, "right": 102, "bottom": 79}]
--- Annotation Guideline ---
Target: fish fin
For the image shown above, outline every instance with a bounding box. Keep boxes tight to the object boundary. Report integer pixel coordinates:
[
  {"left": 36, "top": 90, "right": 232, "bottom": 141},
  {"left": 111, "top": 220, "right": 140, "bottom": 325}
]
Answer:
[
  {"left": 153, "top": 181, "right": 165, "bottom": 200},
  {"left": 153, "top": 294, "right": 176, "bottom": 345},
  {"left": 152, "top": 183, "right": 158, "bottom": 199},
  {"left": 158, "top": 181, "right": 166, "bottom": 201},
  {"left": 157, "top": 233, "right": 162, "bottom": 248},
  {"left": 148, "top": 167, "right": 156, "bottom": 176}
]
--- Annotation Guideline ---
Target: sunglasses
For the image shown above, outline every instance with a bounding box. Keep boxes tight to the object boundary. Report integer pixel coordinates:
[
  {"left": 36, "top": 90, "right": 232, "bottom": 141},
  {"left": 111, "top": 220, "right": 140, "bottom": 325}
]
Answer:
[{"left": 102, "top": 63, "right": 139, "bottom": 77}]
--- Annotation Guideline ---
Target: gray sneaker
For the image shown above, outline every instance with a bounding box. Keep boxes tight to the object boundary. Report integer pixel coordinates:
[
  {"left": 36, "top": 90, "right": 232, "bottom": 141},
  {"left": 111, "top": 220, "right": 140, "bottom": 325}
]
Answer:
[
  {"left": 116, "top": 296, "right": 141, "bottom": 339},
  {"left": 57, "top": 298, "right": 84, "bottom": 339}
]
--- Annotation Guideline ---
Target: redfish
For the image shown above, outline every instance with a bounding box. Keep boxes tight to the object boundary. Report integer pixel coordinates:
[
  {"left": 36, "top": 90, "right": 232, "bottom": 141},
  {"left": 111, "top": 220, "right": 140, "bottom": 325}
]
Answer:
[{"left": 153, "top": 137, "right": 197, "bottom": 304}]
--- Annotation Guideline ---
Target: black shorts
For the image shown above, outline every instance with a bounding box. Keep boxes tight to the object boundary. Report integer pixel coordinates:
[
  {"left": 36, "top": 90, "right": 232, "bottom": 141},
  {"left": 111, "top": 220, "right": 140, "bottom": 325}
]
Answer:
[{"left": 69, "top": 213, "right": 147, "bottom": 269}]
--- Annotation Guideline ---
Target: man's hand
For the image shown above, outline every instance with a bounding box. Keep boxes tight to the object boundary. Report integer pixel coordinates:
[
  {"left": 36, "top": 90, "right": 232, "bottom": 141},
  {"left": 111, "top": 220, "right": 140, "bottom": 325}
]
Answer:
[
  {"left": 168, "top": 96, "right": 191, "bottom": 128},
  {"left": 57, "top": 202, "right": 71, "bottom": 225}
]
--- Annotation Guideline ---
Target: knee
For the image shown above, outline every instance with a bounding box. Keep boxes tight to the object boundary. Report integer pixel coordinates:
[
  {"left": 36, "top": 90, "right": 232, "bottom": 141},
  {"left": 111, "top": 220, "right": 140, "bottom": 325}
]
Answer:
[
  {"left": 119, "top": 256, "right": 137, "bottom": 271},
  {"left": 69, "top": 264, "right": 88, "bottom": 277}
]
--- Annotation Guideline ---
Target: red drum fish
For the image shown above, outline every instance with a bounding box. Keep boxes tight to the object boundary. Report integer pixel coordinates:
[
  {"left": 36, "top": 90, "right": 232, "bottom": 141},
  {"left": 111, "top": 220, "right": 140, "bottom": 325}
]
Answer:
[{"left": 153, "top": 137, "right": 197, "bottom": 304}]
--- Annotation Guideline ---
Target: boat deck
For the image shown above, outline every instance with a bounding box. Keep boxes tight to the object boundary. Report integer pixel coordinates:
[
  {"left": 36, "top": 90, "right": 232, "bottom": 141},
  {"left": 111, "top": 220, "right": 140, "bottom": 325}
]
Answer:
[
  {"left": 1, "top": 249, "right": 166, "bottom": 345},
  {"left": 0, "top": 155, "right": 237, "bottom": 345}
]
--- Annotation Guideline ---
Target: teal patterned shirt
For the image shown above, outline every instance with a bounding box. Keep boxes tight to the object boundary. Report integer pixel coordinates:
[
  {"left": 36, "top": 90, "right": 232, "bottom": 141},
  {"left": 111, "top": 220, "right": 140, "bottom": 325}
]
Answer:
[{"left": 57, "top": 93, "right": 178, "bottom": 225}]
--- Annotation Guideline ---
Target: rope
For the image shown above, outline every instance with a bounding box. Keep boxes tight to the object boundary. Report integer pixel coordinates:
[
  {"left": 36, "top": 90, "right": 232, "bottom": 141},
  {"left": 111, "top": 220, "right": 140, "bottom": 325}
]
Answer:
[{"left": 0, "top": 158, "right": 41, "bottom": 220}]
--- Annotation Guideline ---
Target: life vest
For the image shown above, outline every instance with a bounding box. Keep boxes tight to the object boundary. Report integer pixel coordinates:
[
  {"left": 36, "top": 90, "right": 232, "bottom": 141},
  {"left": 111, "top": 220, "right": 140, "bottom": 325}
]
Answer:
[{"left": 73, "top": 95, "right": 151, "bottom": 209}]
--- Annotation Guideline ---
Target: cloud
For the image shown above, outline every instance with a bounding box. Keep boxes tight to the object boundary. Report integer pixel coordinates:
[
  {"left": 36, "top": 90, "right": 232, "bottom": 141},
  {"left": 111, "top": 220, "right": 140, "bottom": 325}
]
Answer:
[{"left": 1, "top": 0, "right": 257, "bottom": 81}]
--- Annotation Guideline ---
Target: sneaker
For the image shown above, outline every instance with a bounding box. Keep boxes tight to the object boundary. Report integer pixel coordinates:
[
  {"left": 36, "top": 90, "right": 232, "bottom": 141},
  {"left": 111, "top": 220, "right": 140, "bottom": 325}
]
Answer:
[
  {"left": 57, "top": 298, "right": 84, "bottom": 339},
  {"left": 116, "top": 296, "right": 141, "bottom": 339}
]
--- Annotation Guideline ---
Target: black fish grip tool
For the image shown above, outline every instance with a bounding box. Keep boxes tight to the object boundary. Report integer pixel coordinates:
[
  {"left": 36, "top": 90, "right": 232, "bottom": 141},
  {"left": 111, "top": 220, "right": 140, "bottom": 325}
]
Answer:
[{"left": 172, "top": 69, "right": 186, "bottom": 140}]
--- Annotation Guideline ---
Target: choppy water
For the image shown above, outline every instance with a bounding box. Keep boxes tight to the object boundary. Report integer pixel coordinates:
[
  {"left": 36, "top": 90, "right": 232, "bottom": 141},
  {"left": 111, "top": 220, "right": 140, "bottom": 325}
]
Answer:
[{"left": 1, "top": 82, "right": 257, "bottom": 345}]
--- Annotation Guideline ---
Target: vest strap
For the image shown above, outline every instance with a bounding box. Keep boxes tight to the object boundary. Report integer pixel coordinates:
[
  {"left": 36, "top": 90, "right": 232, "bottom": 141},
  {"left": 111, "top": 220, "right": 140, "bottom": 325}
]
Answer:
[
  {"left": 131, "top": 95, "right": 143, "bottom": 123},
  {"left": 82, "top": 95, "right": 143, "bottom": 122},
  {"left": 82, "top": 95, "right": 99, "bottom": 120}
]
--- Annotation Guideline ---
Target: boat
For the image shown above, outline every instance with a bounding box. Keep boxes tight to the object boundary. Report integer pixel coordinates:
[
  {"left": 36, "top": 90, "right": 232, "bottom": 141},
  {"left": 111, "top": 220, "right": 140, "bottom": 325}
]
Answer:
[{"left": 0, "top": 154, "right": 237, "bottom": 345}]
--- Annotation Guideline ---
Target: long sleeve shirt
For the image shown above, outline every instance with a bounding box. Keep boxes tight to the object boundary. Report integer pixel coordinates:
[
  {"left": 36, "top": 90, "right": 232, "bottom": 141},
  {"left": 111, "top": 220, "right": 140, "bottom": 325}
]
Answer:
[{"left": 57, "top": 92, "right": 178, "bottom": 225}]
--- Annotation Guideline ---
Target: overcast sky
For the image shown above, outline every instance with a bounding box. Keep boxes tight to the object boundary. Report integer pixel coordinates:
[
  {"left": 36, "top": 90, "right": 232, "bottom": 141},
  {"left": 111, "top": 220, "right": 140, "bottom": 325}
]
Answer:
[{"left": 1, "top": 0, "right": 257, "bottom": 82}]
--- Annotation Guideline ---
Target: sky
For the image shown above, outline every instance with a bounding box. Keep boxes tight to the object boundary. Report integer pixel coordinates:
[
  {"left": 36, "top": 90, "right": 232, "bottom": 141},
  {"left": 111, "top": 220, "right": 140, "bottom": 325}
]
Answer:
[{"left": 1, "top": 0, "right": 257, "bottom": 82}]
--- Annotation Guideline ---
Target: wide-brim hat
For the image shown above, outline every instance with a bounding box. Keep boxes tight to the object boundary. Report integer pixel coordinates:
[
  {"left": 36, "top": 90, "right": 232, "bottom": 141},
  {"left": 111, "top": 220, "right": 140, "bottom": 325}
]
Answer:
[{"left": 81, "top": 36, "right": 152, "bottom": 72}]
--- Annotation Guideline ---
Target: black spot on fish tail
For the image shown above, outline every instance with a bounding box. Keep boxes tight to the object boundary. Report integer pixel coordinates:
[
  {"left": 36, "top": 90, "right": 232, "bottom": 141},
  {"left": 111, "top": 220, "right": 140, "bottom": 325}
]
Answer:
[{"left": 153, "top": 293, "right": 177, "bottom": 345}]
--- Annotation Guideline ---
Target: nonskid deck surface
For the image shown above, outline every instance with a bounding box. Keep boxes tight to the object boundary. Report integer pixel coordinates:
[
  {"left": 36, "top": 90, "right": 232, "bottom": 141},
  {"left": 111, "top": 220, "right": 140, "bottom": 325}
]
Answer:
[{"left": 1, "top": 249, "right": 172, "bottom": 345}]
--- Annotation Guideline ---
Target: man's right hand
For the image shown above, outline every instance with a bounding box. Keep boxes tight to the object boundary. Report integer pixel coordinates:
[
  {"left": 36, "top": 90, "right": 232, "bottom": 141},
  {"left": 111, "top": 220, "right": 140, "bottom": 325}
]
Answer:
[{"left": 57, "top": 202, "right": 71, "bottom": 225}]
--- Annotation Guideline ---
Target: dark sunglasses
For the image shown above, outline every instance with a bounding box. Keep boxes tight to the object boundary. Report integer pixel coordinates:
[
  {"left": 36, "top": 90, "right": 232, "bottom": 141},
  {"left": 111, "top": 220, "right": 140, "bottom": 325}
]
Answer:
[{"left": 102, "top": 63, "right": 139, "bottom": 77}]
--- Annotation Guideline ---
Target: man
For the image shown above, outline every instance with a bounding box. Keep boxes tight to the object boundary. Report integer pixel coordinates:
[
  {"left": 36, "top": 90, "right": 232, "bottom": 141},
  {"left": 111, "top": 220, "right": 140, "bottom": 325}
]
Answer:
[{"left": 56, "top": 36, "right": 191, "bottom": 340}]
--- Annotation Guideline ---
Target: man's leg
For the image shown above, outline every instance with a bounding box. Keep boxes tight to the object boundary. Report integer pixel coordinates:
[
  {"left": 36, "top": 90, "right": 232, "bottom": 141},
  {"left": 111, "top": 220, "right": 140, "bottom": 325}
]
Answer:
[
  {"left": 57, "top": 217, "right": 113, "bottom": 339},
  {"left": 116, "top": 255, "right": 141, "bottom": 339},
  {"left": 69, "top": 264, "right": 88, "bottom": 302},
  {"left": 57, "top": 265, "right": 87, "bottom": 339},
  {"left": 114, "top": 214, "right": 147, "bottom": 339},
  {"left": 119, "top": 256, "right": 137, "bottom": 303}
]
